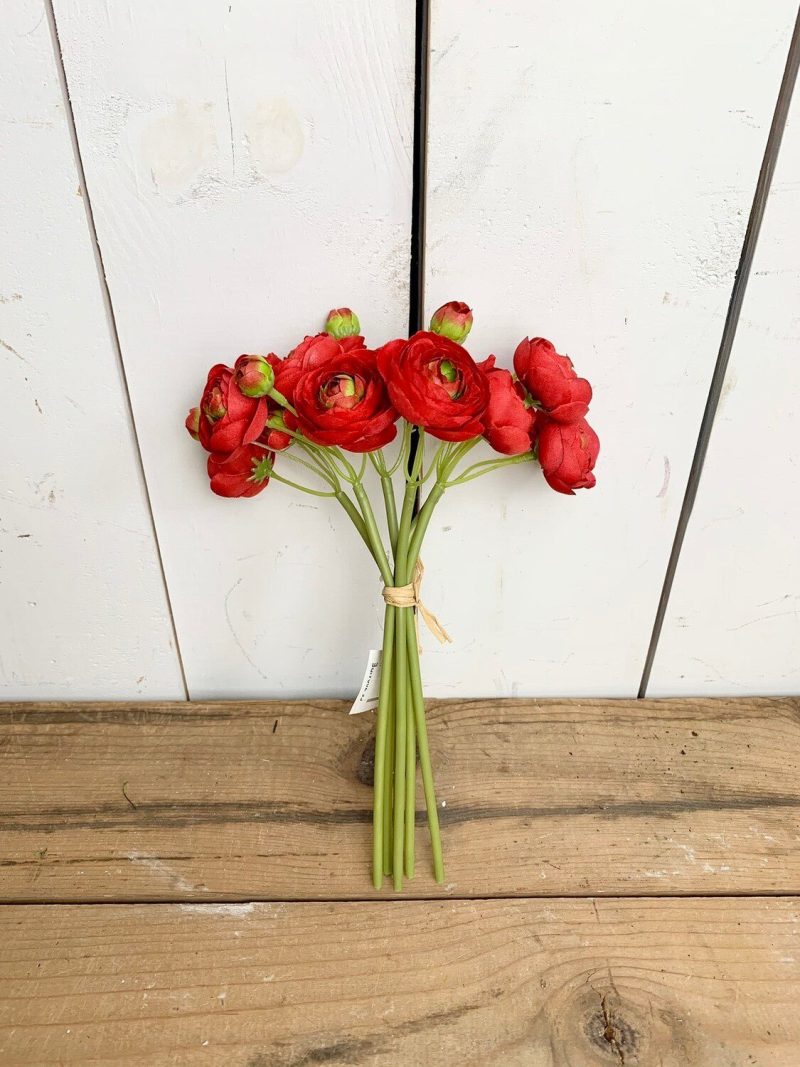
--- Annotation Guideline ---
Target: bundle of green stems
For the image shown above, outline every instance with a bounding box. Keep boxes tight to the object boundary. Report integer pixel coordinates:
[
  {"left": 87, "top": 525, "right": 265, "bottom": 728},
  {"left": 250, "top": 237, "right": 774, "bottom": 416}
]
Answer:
[{"left": 259, "top": 418, "right": 531, "bottom": 890}]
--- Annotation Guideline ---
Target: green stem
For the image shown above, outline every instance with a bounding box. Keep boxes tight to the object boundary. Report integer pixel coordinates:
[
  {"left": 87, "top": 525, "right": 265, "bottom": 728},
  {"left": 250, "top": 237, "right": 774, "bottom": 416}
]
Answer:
[
  {"left": 405, "top": 609, "right": 444, "bottom": 883},
  {"left": 266, "top": 386, "right": 297, "bottom": 416},
  {"left": 264, "top": 422, "right": 347, "bottom": 494},
  {"left": 392, "top": 607, "right": 408, "bottom": 892},
  {"left": 390, "top": 454, "right": 421, "bottom": 890},
  {"left": 399, "top": 470, "right": 450, "bottom": 884},
  {"left": 268, "top": 471, "right": 336, "bottom": 497},
  {"left": 334, "top": 491, "right": 378, "bottom": 565},
  {"left": 380, "top": 473, "right": 399, "bottom": 553},
  {"left": 349, "top": 452, "right": 414, "bottom": 889},
  {"left": 383, "top": 422, "right": 412, "bottom": 476},
  {"left": 404, "top": 436, "right": 427, "bottom": 483},
  {"left": 372, "top": 604, "right": 395, "bottom": 889},
  {"left": 416, "top": 440, "right": 447, "bottom": 485},
  {"left": 353, "top": 483, "right": 393, "bottom": 587},
  {"left": 279, "top": 448, "right": 338, "bottom": 488},
  {"left": 382, "top": 675, "right": 395, "bottom": 876},
  {"left": 441, "top": 437, "right": 481, "bottom": 478},
  {"left": 342, "top": 472, "right": 404, "bottom": 888},
  {"left": 300, "top": 441, "right": 341, "bottom": 485},
  {"left": 367, "top": 452, "right": 399, "bottom": 879},
  {"left": 407, "top": 482, "right": 445, "bottom": 567},
  {"left": 448, "top": 451, "right": 534, "bottom": 485},
  {"left": 330, "top": 448, "right": 360, "bottom": 484},
  {"left": 403, "top": 607, "right": 416, "bottom": 879},
  {"left": 435, "top": 441, "right": 459, "bottom": 479},
  {"left": 406, "top": 437, "right": 483, "bottom": 555}
]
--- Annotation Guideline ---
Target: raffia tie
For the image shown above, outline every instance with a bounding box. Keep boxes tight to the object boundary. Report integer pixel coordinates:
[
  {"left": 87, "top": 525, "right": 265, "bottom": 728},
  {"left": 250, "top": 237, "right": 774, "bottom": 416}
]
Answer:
[{"left": 382, "top": 559, "right": 452, "bottom": 651}]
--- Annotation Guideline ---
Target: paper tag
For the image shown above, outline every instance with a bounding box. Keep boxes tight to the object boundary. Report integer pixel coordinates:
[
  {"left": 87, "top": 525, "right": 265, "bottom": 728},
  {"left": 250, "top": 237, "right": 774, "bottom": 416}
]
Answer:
[{"left": 349, "top": 650, "right": 383, "bottom": 714}]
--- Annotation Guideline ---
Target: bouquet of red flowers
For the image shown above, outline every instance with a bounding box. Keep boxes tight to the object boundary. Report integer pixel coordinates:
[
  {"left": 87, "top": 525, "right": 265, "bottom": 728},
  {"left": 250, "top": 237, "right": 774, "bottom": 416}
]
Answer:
[{"left": 185, "top": 302, "right": 599, "bottom": 890}]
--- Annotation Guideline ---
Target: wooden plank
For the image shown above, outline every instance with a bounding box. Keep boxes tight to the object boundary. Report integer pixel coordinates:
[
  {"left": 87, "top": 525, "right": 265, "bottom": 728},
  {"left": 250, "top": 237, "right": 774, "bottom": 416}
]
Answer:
[
  {"left": 421, "top": 1, "right": 797, "bottom": 697},
  {"left": 650, "top": 74, "right": 800, "bottom": 694},
  {"left": 0, "top": 1, "right": 184, "bottom": 699},
  {"left": 2, "top": 698, "right": 800, "bottom": 901},
  {"left": 2, "top": 897, "right": 799, "bottom": 1065},
  {"left": 50, "top": 1, "right": 415, "bottom": 700}
]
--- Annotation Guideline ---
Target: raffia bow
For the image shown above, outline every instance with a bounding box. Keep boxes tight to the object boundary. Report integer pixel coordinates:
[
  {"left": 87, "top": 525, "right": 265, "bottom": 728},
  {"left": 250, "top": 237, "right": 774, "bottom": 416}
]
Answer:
[{"left": 381, "top": 559, "right": 452, "bottom": 651}]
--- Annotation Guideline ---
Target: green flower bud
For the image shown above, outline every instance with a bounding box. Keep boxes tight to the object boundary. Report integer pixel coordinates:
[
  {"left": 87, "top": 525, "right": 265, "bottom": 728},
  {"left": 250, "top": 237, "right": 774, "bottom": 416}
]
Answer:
[
  {"left": 234, "top": 355, "right": 275, "bottom": 398},
  {"left": 429, "top": 300, "right": 473, "bottom": 344},
  {"left": 439, "top": 359, "right": 457, "bottom": 383},
  {"left": 325, "top": 307, "right": 361, "bottom": 339}
]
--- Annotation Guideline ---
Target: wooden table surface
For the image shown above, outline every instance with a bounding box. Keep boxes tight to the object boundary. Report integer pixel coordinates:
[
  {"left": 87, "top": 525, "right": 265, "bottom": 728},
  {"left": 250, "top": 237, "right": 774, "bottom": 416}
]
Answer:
[{"left": 2, "top": 697, "right": 799, "bottom": 1064}]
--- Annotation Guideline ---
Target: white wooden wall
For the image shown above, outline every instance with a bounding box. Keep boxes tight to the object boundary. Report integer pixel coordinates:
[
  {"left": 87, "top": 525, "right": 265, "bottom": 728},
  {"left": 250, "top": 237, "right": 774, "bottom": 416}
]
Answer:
[
  {"left": 51, "top": 0, "right": 415, "bottom": 700},
  {"left": 422, "top": 0, "right": 798, "bottom": 697},
  {"left": 2, "top": 0, "right": 798, "bottom": 700},
  {"left": 650, "top": 94, "right": 800, "bottom": 695},
  {"left": 1, "top": 0, "right": 185, "bottom": 699}
]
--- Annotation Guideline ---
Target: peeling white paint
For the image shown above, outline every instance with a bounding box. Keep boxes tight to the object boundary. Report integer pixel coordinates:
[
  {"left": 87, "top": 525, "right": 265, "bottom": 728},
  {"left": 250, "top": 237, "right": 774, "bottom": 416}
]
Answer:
[
  {"left": 178, "top": 903, "right": 257, "bottom": 917},
  {"left": 128, "top": 853, "right": 204, "bottom": 894}
]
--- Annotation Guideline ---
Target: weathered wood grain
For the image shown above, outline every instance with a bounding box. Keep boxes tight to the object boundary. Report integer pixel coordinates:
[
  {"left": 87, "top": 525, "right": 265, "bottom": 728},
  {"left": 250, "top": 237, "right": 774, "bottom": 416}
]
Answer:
[
  {"left": 1, "top": 897, "right": 799, "bottom": 1065},
  {"left": 2, "top": 698, "right": 799, "bottom": 900}
]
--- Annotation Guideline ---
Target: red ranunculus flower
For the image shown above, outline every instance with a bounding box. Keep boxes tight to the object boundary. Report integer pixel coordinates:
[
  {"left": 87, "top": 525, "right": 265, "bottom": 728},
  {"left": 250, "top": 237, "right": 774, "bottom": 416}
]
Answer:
[
  {"left": 198, "top": 363, "right": 269, "bottom": 453},
  {"left": 207, "top": 443, "right": 274, "bottom": 498},
  {"left": 537, "top": 417, "right": 599, "bottom": 495},
  {"left": 514, "top": 337, "right": 592, "bottom": 424},
  {"left": 376, "top": 331, "right": 489, "bottom": 441},
  {"left": 275, "top": 332, "right": 365, "bottom": 403},
  {"left": 234, "top": 354, "right": 292, "bottom": 451},
  {"left": 292, "top": 344, "right": 399, "bottom": 452},
  {"left": 479, "top": 356, "right": 535, "bottom": 455}
]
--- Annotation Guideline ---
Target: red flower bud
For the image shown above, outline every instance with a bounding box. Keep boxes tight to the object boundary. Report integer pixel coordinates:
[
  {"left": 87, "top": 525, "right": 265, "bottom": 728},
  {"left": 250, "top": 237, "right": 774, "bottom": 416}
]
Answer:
[
  {"left": 185, "top": 406, "right": 201, "bottom": 441},
  {"left": 207, "top": 443, "right": 274, "bottom": 498},
  {"left": 429, "top": 300, "right": 473, "bottom": 344},
  {"left": 537, "top": 417, "right": 599, "bottom": 495},
  {"left": 234, "top": 354, "right": 276, "bottom": 398},
  {"left": 479, "top": 357, "right": 535, "bottom": 455},
  {"left": 325, "top": 307, "right": 361, "bottom": 340},
  {"left": 514, "top": 337, "right": 592, "bottom": 424},
  {"left": 259, "top": 411, "right": 293, "bottom": 451}
]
